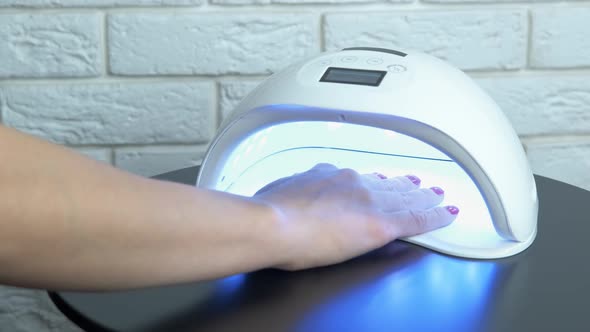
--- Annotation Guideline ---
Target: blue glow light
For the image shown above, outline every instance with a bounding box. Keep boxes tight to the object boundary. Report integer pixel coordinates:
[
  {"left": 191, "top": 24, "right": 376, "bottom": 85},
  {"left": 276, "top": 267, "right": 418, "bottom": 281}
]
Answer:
[
  {"left": 215, "top": 274, "right": 246, "bottom": 296},
  {"left": 295, "top": 254, "right": 498, "bottom": 332},
  {"left": 218, "top": 120, "right": 513, "bottom": 251}
]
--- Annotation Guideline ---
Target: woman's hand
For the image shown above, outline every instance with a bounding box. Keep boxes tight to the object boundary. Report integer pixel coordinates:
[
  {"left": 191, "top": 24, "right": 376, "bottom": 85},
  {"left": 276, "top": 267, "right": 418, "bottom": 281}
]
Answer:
[
  {"left": 0, "top": 124, "right": 457, "bottom": 290},
  {"left": 253, "top": 163, "right": 459, "bottom": 271}
]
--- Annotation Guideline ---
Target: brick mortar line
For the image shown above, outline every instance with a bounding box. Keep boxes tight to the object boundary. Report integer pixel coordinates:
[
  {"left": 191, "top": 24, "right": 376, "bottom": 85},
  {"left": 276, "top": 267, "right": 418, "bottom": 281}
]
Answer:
[
  {"left": 70, "top": 145, "right": 114, "bottom": 149},
  {"left": 0, "top": 89, "right": 4, "bottom": 123},
  {"left": 314, "top": 11, "right": 323, "bottom": 53},
  {"left": 108, "top": 147, "right": 115, "bottom": 165},
  {"left": 319, "top": 12, "right": 326, "bottom": 51},
  {"left": 101, "top": 11, "right": 109, "bottom": 77},
  {"left": 2, "top": 68, "right": 590, "bottom": 86},
  {"left": 0, "top": 77, "right": 243, "bottom": 85},
  {"left": 111, "top": 147, "right": 121, "bottom": 167},
  {"left": 213, "top": 81, "right": 221, "bottom": 130},
  {"left": 526, "top": 8, "right": 532, "bottom": 69},
  {"left": 1, "top": 2, "right": 590, "bottom": 14},
  {"left": 521, "top": 135, "right": 590, "bottom": 145}
]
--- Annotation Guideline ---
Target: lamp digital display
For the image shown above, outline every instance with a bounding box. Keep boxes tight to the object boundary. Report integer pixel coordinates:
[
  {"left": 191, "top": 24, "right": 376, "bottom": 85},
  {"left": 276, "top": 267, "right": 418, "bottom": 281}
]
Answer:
[{"left": 320, "top": 67, "right": 386, "bottom": 87}]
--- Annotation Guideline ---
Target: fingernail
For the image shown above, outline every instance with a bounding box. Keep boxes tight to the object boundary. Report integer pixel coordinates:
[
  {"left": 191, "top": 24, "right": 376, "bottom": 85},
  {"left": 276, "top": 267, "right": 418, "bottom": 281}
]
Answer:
[
  {"left": 430, "top": 187, "right": 444, "bottom": 195},
  {"left": 405, "top": 175, "right": 421, "bottom": 185},
  {"left": 374, "top": 172, "right": 387, "bottom": 179},
  {"left": 446, "top": 205, "right": 460, "bottom": 215}
]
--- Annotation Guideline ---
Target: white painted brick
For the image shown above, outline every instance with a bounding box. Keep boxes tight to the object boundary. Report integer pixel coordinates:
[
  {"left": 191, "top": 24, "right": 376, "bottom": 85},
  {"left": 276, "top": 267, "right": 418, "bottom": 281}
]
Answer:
[
  {"left": 108, "top": 13, "right": 319, "bottom": 76},
  {"left": 115, "top": 145, "right": 206, "bottom": 177},
  {"left": 0, "top": 0, "right": 201, "bottom": 6},
  {"left": 531, "top": 8, "right": 590, "bottom": 68},
  {"left": 525, "top": 140, "right": 590, "bottom": 191},
  {"left": 0, "top": 82, "right": 214, "bottom": 145},
  {"left": 211, "top": 0, "right": 402, "bottom": 4},
  {"left": 211, "top": 0, "right": 269, "bottom": 4},
  {"left": 219, "top": 80, "right": 263, "bottom": 120},
  {"left": 476, "top": 76, "right": 590, "bottom": 136},
  {"left": 275, "top": 0, "right": 404, "bottom": 3},
  {"left": 424, "top": 0, "right": 549, "bottom": 2},
  {"left": 0, "top": 13, "right": 101, "bottom": 78},
  {"left": 73, "top": 147, "right": 112, "bottom": 163},
  {"left": 211, "top": 0, "right": 404, "bottom": 5},
  {"left": 324, "top": 10, "right": 527, "bottom": 70}
]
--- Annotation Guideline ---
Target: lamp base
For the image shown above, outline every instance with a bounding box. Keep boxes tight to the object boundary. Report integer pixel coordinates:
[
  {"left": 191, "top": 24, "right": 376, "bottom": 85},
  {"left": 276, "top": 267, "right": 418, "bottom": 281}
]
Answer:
[{"left": 403, "top": 225, "right": 537, "bottom": 259}]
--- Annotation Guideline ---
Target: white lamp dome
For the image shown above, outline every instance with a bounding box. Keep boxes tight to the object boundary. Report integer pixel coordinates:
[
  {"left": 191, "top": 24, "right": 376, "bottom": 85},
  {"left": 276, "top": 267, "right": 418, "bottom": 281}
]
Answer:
[{"left": 197, "top": 47, "right": 538, "bottom": 259}]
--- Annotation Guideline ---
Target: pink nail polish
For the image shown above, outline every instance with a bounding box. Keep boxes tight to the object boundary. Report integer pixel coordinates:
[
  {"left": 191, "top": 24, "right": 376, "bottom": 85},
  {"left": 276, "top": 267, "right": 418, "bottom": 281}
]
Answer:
[
  {"left": 374, "top": 172, "right": 387, "bottom": 179},
  {"left": 405, "top": 175, "right": 421, "bottom": 185},
  {"left": 430, "top": 187, "right": 444, "bottom": 195},
  {"left": 446, "top": 205, "right": 460, "bottom": 215}
]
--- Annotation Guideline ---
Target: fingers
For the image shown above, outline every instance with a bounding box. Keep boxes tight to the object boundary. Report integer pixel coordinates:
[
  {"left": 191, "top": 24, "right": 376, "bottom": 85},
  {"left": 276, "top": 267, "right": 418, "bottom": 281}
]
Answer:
[
  {"left": 386, "top": 206, "right": 460, "bottom": 238},
  {"left": 310, "top": 163, "right": 339, "bottom": 172},
  {"left": 373, "top": 187, "right": 446, "bottom": 212},
  {"left": 362, "top": 173, "right": 421, "bottom": 192}
]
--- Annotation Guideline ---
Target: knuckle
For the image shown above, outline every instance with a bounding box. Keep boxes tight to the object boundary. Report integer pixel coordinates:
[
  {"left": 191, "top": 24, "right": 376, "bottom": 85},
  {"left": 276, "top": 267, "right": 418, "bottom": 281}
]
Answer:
[
  {"left": 371, "top": 225, "right": 392, "bottom": 244},
  {"left": 378, "top": 179, "right": 395, "bottom": 191},
  {"left": 364, "top": 214, "right": 392, "bottom": 243},
  {"left": 400, "top": 193, "right": 411, "bottom": 209},
  {"left": 312, "top": 163, "right": 337, "bottom": 171},
  {"left": 336, "top": 168, "right": 360, "bottom": 181},
  {"left": 354, "top": 186, "right": 373, "bottom": 203},
  {"left": 435, "top": 207, "right": 446, "bottom": 219},
  {"left": 432, "top": 207, "right": 451, "bottom": 227},
  {"left": 318, "top": 177, "right": 336, "bottom": 187},
  {"left": 389, "top": 179, "right": 403, "bottom": 191}
]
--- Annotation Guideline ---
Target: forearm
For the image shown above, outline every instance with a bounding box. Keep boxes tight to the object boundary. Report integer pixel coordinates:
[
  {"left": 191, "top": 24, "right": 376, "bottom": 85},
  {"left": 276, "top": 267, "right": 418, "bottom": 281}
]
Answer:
[{"left": 0, "top": 126, "right": 283, "bottom": 291}]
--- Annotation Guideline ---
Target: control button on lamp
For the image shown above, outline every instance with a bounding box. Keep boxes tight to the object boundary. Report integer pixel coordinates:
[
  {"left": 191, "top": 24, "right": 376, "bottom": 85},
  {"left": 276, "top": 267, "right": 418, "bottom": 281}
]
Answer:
[
  {"left": 340, "top": 56, "right": 358, "bottom": 63},
  {"left": 367, "top": 58, "right": 384, "bottom": 65},
  {"left": 387, "top": 64, "right": 407, "bottom": 73}
]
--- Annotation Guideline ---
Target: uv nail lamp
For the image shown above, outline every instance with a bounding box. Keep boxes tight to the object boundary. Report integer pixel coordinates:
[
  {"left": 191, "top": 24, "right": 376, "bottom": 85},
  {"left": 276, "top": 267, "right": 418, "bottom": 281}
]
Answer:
[{"left": 197, "top": 47, "right": 538, "bottom": 259}]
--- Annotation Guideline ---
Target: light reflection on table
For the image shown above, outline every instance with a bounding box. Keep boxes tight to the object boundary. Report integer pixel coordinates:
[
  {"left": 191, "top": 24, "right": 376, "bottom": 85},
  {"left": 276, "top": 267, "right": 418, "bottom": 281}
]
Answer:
[
  {"left": 196, "top": 242, "right": 514, "bottom": 332},
  {"left": 295, "top": 253, "right": 498, "bottom": 332}
]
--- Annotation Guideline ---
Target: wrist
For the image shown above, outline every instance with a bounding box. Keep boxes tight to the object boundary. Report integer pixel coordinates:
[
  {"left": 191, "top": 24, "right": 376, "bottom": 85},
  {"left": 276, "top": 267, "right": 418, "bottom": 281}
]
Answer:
[{"left": 249, "top": 198, "right": 294, "bottom": 270}]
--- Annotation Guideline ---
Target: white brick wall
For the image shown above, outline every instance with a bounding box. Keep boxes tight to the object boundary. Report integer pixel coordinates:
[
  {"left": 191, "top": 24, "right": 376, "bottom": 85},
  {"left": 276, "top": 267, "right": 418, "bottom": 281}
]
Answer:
[
  {"left": 219, "top": 80, "right": 263, "bottom": 119},
  {"left": 1, "top": 2, "right": 590, "bottom": 331},
  {"left": 0, "top": 13, "right": 102, "bottom": 78},
  {"left": 114, "top": 145, "right": 207, "bottom": 176},
  {"left": 74, "top": 147, "right": 112, "bottom": 163},
  {"left": 109, "top": 13, "right": 319, "bottom": 75},
  {"left": 325, "top": 10, "right": 528, "bottom": 70},
  {"left": 525, "top": 140, "right": 590, "bottom": 189},
  {"left": 476, "top": 76, "right": 590, "bottom": 136},
  {"left": 531, "top": 8, "right": 590, "bottom": 68},
  {"left": 0, "top": 0, "right": 202, "bottom": 6},
  {"left": 1, "top": 82, "right": 214, "bottom": 144},
  {"left": 0, "top": 2, "right": 589, "bottom": 186}
]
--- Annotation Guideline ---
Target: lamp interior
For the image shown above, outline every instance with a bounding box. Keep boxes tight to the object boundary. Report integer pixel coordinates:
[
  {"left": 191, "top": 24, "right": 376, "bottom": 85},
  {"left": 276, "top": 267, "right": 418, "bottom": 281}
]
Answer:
[{"left": 213, "top": 120, "right": 517, "bottom": 254}]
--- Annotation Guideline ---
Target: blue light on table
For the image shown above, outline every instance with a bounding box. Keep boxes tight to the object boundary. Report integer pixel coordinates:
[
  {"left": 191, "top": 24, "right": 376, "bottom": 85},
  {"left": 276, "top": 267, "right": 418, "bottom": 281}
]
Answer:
[
  {"left": 208, "top": 120, "right": 504, "bottom": 330},
  {"left": 295, "top": 255, "right": 498, "bottom": 332},
  {"left": 215, "top": 274, "right": 246, "bottom": 296}
]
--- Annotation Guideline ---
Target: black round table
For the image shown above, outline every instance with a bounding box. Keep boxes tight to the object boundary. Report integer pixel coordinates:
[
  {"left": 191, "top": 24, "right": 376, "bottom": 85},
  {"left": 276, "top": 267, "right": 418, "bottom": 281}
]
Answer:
[{"left": 50, "top": 166, "right": 589, "bottom": 332}]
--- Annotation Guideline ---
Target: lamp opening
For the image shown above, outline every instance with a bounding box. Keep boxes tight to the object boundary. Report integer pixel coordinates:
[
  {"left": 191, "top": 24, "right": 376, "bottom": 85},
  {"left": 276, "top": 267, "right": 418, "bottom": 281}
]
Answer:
[{"left": 211, "top": 120, "right": 513, "bottom": 253}]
